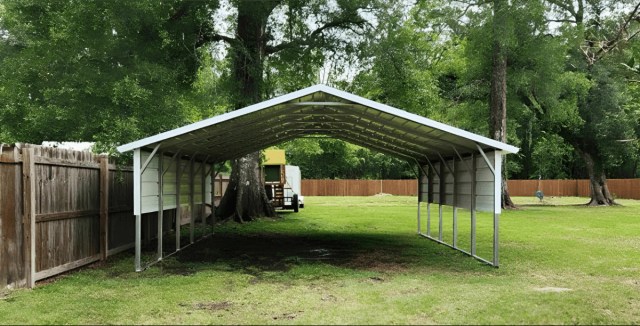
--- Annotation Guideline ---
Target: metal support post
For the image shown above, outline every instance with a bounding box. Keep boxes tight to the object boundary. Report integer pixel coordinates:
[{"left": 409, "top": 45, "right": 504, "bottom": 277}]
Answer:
[
  {"left": 189, "top": 157, "right": 195, "bottom": 244},
  {"left": 452, "top": 159, "right": 458, "bottom": 248},
  {"left": 175, "top": 155, "right": 182, "bottom": 251},
  {"left": 438, "top": 160, "right": 444, "bottom": 241},
  {"left": 427, "top": 203, "right": 431, "bottom": 236},
  {"left": 493, "top": 151, "right": 502, "bottom": 267},
  {"left": 135, "top": 214, "right": 142, "bottom": 272},
  {"left": 201, "top": 162, "right": 207, "bottom": 229},
  {"left": 417, "top": 201, "right": 421, "bottom": 234},
  {"left": 471, "top": 153, "right": 477, "bottom": 256},
  {"left": 438, "top": 204, "right": 443, "bottom": 241},
  {"left": 157, "top": 153, "right": 164, "bottom": 261},
  {"left": 494, "top": 213, "right": 500, "bottom": 266}
]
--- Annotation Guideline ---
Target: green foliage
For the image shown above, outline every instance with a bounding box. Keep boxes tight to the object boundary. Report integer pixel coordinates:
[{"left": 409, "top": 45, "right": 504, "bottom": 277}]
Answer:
[
  {"left": 350, "top": 1, "right": 445, "bottom": 120},
  {"left": 0, "top": 0, "right": 219, "bottom": 148},
  {"left": 1, "top": 0, "right": 639, "bottom": 180},
  {"left": 281, "top": 138, "right": 414, "bottom": 179},
  {"left": 531, "top": 134, "right": 574, "bottom": 179}
]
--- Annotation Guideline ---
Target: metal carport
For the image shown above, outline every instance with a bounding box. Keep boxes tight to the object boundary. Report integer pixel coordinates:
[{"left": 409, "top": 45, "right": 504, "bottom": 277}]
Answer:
[{"left": 117, "top": 84, "right": 519, "bottom": 271}]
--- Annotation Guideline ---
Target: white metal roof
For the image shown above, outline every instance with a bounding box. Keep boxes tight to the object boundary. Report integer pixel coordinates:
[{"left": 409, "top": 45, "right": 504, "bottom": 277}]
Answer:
[{"left": 117, "top": 84, "right": 519, "bottom": 163}]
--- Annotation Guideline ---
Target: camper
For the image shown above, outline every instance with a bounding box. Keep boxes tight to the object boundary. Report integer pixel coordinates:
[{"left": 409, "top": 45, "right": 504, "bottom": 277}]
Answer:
[{"left": 263, "top": 149, "right": 304, "bottom": 212}]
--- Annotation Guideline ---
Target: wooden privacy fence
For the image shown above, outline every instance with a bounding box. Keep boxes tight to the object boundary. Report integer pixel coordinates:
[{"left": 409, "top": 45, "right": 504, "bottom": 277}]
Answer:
[
  {"left": 507, "top": 179, "right": 640, "bottom": 199},
  {"left": 301, "top": 179, "right": 640, "bottom": 199},
  {"left": 0, "top": 144, "right": 136, "bottom": 289},
  {"left": 302, "top": 179, "right": 418, "bottom": 196},
  {"left": 0, "top": 143, "right": 232, "bottom": 290}
]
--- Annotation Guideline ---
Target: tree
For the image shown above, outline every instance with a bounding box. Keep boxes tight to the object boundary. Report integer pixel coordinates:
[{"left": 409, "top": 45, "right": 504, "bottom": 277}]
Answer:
[
  {"left": 206, "top": 0, "right": 373, "bottom": 221},
  {"left": 489, "top": 0, "right": 517, "bottom": 208},
  {"left": 0, "top": 0, "right": 215, "bottom": 153},
  {"left": 545, "top": 0, "right": 640, "bottom": 205}
]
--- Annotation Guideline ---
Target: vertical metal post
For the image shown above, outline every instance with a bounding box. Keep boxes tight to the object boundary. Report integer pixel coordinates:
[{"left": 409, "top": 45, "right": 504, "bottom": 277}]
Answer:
[
  {"left": 471, "top": 153, "right": 477, "bottom": 256},
  {"left": 201, "top": 162, "right": 207, "bottom": 229},
  {"left": 494, "top": 213, "right": 500, "bottom": 266},
  {"left": 211, "top": 168, "right": 217, "bottom": 235},
  {"left": 452, "top": 159, "right": 458, "bottom": 248},
  {"left": 427, "top": 164, "right": 432, "bottom": 236},
  {"left": 417, "top": 169, "right": 421, "bottom": 234},
  {"left": 175, "top": 155, "right": 181, "bottom": 251},
  {"left": 189, "top": 157, "right": 195, "bottom": 244},
  {"left": 438, "top": 161, "right": 444, "bottom": 241},
  {"left": 417, "top": 201, "right": 421, "bottom": 234},
  {"left": 493, "top": 151, "right": 503, "bottom": 267},
  {"left": 157, "top": 153, "right": 164, "bottom": 261},
  {"left": 135, "top": 214, "right": 141, "bottom": 272},
  {"left": 133, "top": 148, "right": 142, "bottom": 272},
  {"left": 427, "top": 203, "right": 431, "bottom": 236},
  {"left": 438, "top": 205, "right": 443, "bottom": 241}
]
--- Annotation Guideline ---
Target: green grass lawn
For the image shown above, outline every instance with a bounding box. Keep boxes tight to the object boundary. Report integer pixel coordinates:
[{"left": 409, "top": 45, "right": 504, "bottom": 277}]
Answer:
[{"left": 1, "top": 196, "right": 639, "bottom": 324}]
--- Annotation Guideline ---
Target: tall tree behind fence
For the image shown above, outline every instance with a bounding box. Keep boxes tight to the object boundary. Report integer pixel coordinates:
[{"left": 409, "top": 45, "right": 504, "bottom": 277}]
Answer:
[{"left": 301, "top": 179, "right": 640, "bottom": 199}]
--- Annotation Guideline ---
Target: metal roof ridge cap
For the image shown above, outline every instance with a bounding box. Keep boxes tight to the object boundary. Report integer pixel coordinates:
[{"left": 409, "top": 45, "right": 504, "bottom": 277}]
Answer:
[
  {"left": 116, "top": 84, "right": 327, "bottom": 153},
  {"left": 319, "top": 86, "right": 519, "bottom": 154}
]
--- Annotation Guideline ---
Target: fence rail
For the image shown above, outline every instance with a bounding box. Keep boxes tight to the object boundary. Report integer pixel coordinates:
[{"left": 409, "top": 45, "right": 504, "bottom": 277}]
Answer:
[{"left": 301, "top": 179, "right": 640, "bottom": 199}]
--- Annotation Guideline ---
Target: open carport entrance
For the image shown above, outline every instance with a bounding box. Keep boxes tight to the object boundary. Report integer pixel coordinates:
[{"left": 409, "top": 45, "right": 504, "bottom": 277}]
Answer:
[{"left": 117, "top": 84, "right": 519, "bottom": 271}]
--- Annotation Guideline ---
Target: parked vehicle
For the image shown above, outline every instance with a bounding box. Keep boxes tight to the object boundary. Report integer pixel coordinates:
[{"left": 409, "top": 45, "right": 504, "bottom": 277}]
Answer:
[{"left": 263, "top": 149, "right": 304, "bottom": 212}]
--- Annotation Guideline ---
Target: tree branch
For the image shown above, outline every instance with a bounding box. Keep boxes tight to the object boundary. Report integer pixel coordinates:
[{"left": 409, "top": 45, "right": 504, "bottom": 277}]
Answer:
[
  {"left": 265, "top": 16, "right": 367, "bottom": 54},
  {"left": 545, "top": 18, "right": 577, "bottom": 24},
  {"left": 196, "top": 32, "right": 236, "bottom": 48},
  {"left": 592, "top": 2, "right": 640, "bottom": 62},
  {"left": 546, "top": 0, "right": 577, "bottom": 19}
]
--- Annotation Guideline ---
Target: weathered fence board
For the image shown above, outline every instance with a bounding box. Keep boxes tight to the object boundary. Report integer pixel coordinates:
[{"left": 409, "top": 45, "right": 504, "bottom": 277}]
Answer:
[{"left": 0, "top": 146, "right": 25, "bottom": 288}]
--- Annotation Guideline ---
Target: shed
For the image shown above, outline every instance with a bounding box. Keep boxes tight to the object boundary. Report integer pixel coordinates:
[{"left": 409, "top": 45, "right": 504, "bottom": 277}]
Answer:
[{"left": 117, "top": 84, "right": 519, "bottom": 270}]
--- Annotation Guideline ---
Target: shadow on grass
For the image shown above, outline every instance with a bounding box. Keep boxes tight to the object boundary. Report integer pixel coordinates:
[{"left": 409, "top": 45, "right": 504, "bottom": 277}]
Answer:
[{"left": 157, "top": 230, "right": 480, "bottom": 278}]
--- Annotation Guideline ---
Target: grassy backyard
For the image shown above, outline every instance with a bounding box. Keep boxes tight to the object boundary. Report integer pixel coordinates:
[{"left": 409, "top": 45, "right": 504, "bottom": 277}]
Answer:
[{"left": 1, "top": 196, "right": 639, "bottom": 324}]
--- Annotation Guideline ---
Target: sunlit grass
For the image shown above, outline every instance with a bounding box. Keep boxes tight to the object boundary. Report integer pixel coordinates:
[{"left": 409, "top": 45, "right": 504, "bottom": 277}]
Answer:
[{"left": 0, "top": 196, "right": 639, "bottom": 324}]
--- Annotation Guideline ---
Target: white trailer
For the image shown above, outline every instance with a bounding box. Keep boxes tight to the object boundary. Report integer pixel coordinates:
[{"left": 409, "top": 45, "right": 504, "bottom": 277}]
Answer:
[{"left": 284, "top": 165, "right": 304, "bottom": 209}]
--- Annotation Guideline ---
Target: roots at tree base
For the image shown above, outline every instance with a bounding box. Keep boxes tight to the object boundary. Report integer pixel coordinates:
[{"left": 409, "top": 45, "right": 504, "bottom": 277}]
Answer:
[{"left": 216, "top": 151, "right": 276, "bottom": 222}]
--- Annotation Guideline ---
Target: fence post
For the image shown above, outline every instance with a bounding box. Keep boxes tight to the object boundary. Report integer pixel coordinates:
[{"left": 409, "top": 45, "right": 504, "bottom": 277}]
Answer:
[
  {"left": 21, "top": 147, "right": 36, "bottom": 288},
  {"left": 99, "top": 155, "right": 109, "bottom": 260}
]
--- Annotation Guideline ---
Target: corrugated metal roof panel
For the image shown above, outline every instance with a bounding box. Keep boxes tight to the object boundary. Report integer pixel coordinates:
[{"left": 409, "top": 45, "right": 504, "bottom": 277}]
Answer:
[{"left": 117, "top": 84, "right": 519, "bottom": 163}]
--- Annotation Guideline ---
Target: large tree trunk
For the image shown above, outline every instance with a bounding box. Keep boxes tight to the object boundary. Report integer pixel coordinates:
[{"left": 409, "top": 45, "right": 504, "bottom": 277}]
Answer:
[
  {"left": 216, "top": 152, "right": 276, "bottom": 222},
  {"left": 216, "top": 1, "right": 280, "bottom": 221},
  {"left": 490, "top": 0, "right": 516, "bottom": 209},
  {"left": 579, "top": 149, "right": 616, "bottom": 206}
]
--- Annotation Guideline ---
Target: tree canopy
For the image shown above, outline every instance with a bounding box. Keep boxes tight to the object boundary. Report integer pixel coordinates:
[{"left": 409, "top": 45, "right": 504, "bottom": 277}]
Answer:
[{"left": 1, "top": 0, "right": 639, "bottom": 188}]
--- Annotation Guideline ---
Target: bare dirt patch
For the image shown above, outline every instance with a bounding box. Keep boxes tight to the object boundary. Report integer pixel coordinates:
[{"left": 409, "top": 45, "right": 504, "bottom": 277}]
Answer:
[
  {"left": 180, "top": 301, "right": 234, "bottom": 311},
  {"left": 175, "top": 232, "right": 411, "bottom": 275},
  {"left": 194, "top": 301, "right": 233, "bottom": 311},
  {"left": 272, "top": 311, "right": 304, "bottom": 320}
]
